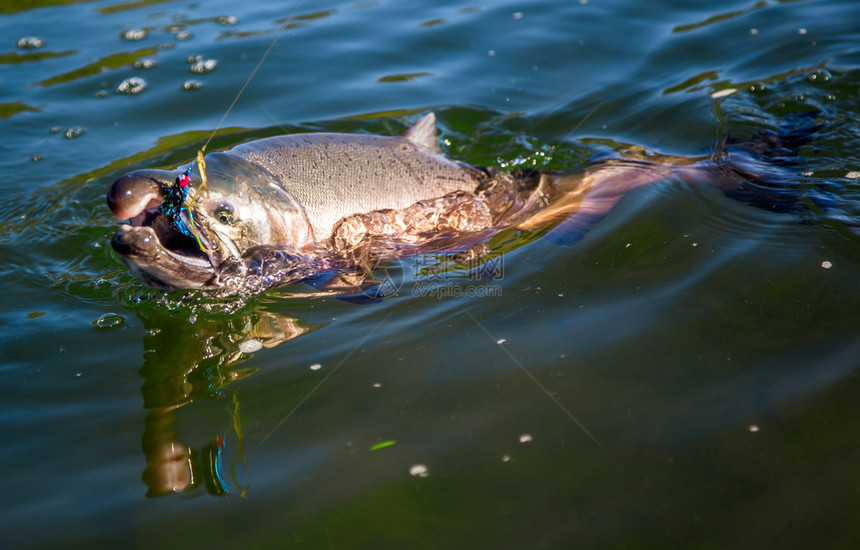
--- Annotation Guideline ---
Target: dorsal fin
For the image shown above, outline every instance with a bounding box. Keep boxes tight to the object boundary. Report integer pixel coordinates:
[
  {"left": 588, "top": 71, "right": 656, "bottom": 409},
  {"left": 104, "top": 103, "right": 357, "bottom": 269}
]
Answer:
[{"left": 402, "top": 112, "right": 443, "bottom": 155}]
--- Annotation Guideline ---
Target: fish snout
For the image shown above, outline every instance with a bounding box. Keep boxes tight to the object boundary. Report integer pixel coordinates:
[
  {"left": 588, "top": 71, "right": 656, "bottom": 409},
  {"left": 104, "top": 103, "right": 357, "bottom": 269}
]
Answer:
[{"left": 107, "top": 169, "right": 175, "bottom": 221}]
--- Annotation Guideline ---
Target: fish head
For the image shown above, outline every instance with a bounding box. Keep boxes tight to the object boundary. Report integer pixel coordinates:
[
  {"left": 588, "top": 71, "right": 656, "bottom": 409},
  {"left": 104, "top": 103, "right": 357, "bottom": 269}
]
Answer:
[{"left": 107, "top": 151, "right": 315, "bottom": 290}]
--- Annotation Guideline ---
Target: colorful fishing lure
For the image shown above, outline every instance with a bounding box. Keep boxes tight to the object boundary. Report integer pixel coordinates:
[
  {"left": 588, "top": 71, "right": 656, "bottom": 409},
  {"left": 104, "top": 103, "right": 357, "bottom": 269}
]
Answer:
[{"left": 158, "top": 151, "right": 214, "bottom": 252}]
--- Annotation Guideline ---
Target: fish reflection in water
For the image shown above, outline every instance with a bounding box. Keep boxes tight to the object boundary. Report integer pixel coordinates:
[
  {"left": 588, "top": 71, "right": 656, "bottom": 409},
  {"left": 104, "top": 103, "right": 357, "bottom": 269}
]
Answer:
[{"left": 138, "top": 307, "right": 325, "bottom": 497}]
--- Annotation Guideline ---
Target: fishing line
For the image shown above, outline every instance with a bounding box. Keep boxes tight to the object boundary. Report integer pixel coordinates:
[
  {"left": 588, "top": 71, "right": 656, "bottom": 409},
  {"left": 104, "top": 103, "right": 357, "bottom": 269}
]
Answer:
[
  {"left": 201, "top": 0, "right": 304, "bottom": 153},
  {"left": 259, "top": 311, "right": 392, "bottom": 445},
  {"left": 542, "top": 99, "right": 603, "bottom": 165},
  {"left": 187, "top": 150, "right": 214, "bottom": 252},
  {"left": 164, "top": 2, "right": 304, "bottom": 252},
  {"left": 466, "top": 311, "right": 603, "bottom": 448}
]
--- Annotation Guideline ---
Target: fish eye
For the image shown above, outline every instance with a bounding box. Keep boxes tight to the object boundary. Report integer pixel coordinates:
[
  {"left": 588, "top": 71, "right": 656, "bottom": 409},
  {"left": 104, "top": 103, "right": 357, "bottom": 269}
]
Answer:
[{"left": 214, "top": 201, "right": 235, "bottom": 225}]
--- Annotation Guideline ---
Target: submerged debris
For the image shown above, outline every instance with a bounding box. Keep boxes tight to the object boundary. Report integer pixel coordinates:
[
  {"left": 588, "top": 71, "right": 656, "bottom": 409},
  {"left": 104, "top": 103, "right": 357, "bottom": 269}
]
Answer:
[{"left": 409, "top": 464, "right": 429, "bottom": 477}]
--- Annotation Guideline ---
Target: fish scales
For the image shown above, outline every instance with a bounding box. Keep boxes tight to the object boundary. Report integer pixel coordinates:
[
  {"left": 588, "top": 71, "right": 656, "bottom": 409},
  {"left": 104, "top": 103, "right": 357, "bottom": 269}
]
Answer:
[{"left": 233, "top": 133, "right": 477, "bottom": 241}]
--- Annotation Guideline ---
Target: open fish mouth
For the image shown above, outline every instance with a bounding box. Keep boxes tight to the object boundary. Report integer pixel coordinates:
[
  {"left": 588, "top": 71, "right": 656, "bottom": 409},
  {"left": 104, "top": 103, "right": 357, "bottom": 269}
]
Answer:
[
  {"left": 108, "top": 170, "right": 219, "bottom": 289},
  {"left": 111, "top": 212, "right": 219, "bottom": 290}
]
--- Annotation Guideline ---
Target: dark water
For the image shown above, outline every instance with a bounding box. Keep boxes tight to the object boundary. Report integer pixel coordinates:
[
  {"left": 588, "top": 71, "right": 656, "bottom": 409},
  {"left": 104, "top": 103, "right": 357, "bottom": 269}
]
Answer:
[{"left": 2, "top": 0, "right": 860, "bottom": 548}]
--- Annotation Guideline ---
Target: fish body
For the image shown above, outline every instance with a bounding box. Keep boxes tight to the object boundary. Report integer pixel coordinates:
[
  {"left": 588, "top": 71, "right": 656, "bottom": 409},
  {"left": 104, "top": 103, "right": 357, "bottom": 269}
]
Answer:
[
  {"left": 107, "top": 112, "right": 817, "bottom": 294},
  {"left": 108, "top": 114, "right": 486, "bottom": 291}
]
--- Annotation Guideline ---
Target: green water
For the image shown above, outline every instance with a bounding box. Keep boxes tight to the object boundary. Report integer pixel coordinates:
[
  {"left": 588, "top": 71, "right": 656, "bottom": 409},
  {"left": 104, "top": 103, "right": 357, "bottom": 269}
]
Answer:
[{"left": 2, "top": 0, "right": 859, "bottom": 548}]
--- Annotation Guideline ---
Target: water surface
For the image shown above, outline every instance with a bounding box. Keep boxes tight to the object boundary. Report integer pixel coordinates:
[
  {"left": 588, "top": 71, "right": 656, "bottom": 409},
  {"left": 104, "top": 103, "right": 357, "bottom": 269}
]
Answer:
[{"left": 2, "top": 0, "right": 859, "bottom": 548}]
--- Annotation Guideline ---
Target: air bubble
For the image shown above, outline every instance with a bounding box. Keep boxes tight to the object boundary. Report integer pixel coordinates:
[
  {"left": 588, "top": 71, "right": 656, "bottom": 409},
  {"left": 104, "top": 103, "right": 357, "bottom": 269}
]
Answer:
[
  {"left": 117, "top": 77, "right": 147, "bottom": 95},
  {"left": 93, "top": 313, "right": 125, "bottom": 329},
  {"left": 17, "top": 36, "right": 44, "bottom": 49},
  {"left": 63, "top": 127, "right": 84, "bottom": 139},
  {"left": 175, "top": 30, "right": 192, "bottom": 41},
  {"left": 121, "top": 28, "right": 148, "bottom": 41},
  {"left": 806, "top": 69, "right": 832, "bottom": 84},
  {"left": 134, "top": 58, "right": 156, "bottom": 69},
  {"left": 181, "top": 80, "right": 202, "bottom": 91},
  {"left": 216, "top": 15, "right": 238, "bottom": 25},
  {"left": 190, "top": 58, "right": 217, "bottom": 73}
]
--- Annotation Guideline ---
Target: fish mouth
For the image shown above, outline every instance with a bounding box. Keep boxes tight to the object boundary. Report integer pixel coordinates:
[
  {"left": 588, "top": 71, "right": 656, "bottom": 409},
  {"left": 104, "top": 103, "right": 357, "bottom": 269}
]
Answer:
[
  {"left": 112, "top": 214, "right": 219, "bottom": 290},
  {"left": 108, "top": 170, "right": 220, "bottom": 289}
]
